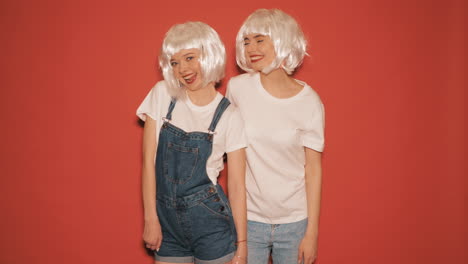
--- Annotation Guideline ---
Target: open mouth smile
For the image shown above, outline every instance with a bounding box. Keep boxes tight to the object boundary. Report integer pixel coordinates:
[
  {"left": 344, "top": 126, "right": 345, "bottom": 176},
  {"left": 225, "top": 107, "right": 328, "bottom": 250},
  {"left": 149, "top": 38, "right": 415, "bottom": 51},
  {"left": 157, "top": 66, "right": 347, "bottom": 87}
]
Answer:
[
  {"left": 250, "top": 55, "right": 264, "bottom": 63},
  {"left": 182, "top": 73, "right": 197, "bottom": 84}
]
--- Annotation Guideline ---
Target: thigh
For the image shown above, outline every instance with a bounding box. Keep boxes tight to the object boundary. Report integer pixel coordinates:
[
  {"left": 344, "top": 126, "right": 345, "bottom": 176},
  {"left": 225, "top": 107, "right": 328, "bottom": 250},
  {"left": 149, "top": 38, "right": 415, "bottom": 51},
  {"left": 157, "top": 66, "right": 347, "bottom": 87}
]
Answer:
[
  {"left": 271, "top": 218, "right": 308, "bottom": 264},
  {"left": 156, "top": 204, "right": 194, "bottom": 262},
  {"left": 191, "top": 195, "right": 237, "bottom": 262},
  {"left": 247, "top": 220, "right": 271, "bottom": 264}
]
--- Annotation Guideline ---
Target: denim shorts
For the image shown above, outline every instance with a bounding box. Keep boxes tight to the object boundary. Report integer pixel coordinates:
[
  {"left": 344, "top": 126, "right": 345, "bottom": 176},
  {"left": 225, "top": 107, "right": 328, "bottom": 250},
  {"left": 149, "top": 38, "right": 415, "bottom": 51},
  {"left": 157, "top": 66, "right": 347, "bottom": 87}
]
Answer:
[
  {"left": 247, "top": 218, "right": 308, "bottom": 264},
  {"left": 155, "top": 185, "right": 237, "bottom": 264}
]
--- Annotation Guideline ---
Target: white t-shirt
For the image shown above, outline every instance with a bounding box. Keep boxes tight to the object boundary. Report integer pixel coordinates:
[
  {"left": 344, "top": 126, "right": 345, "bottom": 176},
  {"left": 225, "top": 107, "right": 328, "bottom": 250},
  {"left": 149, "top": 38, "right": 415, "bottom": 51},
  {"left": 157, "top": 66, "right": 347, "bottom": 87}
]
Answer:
[
  {"left": 137, "top": 81, "right": 247, "bottom": 185},
  {"left": 227, "top": 73, "right": 325, "bottom": 224}
]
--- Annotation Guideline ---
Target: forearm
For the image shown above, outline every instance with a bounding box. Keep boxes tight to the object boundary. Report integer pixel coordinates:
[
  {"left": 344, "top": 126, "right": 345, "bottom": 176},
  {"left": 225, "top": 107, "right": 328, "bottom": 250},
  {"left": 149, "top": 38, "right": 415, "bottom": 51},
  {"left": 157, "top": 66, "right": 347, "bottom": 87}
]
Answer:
[
  {"left": 304, "top": 149, "right": 322, "bottom": 237},
  {"left": 142, "top": 116, "right": 158, "bottom": 222},
  {"left": 142, "top": 161, "right": 157, "bottom": 221},
  {"left": 228, "top": 181, "right": 247, "bottom": 241},
  {"left": 227, "top": 149, "right": 247, "bottom": 252}
]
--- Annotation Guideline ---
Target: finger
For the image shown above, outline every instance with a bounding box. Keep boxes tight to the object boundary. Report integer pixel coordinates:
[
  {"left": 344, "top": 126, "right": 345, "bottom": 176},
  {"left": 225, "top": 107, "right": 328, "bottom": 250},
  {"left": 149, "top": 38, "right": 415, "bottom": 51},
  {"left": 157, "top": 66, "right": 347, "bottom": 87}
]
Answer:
[
  {"left": 305, "top": 255, "right": 315, "bottom": 264},
  {"left": 298, "top": 244, "right": 305, "bottom": 263},
  {"left": 146, "top": 243, "right": 154, "bottom": 249},
  {"left": 297, "top": 250, "right": 303, "bottom": 264},
  {"left": 156, "top": 237, "right": 162, "bottom": 251}
]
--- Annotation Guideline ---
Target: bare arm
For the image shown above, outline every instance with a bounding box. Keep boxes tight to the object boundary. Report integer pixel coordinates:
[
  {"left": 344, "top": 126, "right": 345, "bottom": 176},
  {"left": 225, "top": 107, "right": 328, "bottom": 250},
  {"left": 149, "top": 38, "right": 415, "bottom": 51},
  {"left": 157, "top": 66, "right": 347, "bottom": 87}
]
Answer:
[
  {"left": 298, "top": 148, "right": 322, "bottom": 264},
  {"left": 227, "top": 148, "right": 247, "bottom": 262},
  {"left": 141, "top": 116, "right": 162, "bottom": 251}
]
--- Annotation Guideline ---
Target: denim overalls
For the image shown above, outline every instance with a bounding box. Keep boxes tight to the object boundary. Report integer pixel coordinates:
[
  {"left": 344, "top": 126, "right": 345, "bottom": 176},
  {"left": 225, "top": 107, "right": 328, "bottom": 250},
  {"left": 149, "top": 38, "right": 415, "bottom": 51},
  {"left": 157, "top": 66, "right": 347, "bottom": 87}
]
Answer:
[{"left": 154, "top": 97, "right": 237, "bottom": 263}]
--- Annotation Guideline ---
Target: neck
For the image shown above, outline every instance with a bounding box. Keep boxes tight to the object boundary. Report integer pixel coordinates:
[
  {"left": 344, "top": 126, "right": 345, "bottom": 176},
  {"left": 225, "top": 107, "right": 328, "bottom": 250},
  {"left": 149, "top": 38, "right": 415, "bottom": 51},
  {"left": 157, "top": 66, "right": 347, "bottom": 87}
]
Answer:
[
  {"left": 186, "top": 82, "right": 217, "bottom": 106},
  {"left": 259, "top": 68, "right": 302, "bottom": 97},
  {"left": 259, "top": 68, "right": 291, "bottom": 90}
]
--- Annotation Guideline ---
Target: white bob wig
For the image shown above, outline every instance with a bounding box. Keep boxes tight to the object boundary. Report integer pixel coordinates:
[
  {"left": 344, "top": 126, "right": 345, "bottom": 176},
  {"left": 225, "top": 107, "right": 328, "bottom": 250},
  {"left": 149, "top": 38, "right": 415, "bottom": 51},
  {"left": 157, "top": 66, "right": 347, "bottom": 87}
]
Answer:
[
  {"left": 159, "top": 22, "right": 226, "bottom": 97},
  {"left": 236, "top": 9, "right": 307, "bottom": 75}
]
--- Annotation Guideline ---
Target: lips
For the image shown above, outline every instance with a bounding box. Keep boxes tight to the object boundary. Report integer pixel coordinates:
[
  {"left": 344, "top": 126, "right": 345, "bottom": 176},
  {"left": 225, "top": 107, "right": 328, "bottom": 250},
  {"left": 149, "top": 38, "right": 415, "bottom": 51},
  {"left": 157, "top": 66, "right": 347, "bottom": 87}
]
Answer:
[
  {"left": 250, "top": 55, "right": 264, "bottom": 63},
  {"left": 182, "top": 73, "right": 197, "bottom": 84}
]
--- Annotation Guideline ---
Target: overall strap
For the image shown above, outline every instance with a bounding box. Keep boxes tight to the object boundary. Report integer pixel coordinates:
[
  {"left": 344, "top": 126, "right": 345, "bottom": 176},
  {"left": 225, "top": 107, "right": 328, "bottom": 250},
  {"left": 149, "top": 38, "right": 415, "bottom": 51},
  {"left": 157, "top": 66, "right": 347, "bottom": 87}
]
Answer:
[
  {"left": 165, "top": 98, "right": 177, "bottom": 120},
  {"left": 208, "top": 97, "right": 231, "bottom": 132}
]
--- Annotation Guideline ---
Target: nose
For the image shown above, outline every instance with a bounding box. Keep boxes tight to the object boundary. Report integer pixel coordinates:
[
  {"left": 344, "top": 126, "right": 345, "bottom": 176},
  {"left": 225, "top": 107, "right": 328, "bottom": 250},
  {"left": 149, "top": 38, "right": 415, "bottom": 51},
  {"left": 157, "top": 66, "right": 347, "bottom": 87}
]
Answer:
[
  {"left": 244, "top": 41, "right": 255, "bottom": 53},
  {"left": 179, "top": 60, "right": 189, "bottom": 73},
  {"left": 245, "top": 42, "right": 256, "bottom": 53}
]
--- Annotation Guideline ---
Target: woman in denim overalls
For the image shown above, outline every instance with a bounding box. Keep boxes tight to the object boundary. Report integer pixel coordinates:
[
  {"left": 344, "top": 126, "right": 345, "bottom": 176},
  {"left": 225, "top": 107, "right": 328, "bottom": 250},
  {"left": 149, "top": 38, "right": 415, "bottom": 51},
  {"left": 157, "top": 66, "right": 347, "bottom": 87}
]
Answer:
[{"left": 137, "top": 22, "right": 247, "bottom": 264}]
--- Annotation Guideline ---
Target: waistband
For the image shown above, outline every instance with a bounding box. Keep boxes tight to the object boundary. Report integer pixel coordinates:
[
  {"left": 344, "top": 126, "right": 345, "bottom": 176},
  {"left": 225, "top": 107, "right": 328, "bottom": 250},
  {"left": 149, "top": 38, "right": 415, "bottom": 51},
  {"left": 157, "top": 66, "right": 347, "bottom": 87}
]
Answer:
[{"left": 157, "top": 185, "right": 220, "bottom": 209}]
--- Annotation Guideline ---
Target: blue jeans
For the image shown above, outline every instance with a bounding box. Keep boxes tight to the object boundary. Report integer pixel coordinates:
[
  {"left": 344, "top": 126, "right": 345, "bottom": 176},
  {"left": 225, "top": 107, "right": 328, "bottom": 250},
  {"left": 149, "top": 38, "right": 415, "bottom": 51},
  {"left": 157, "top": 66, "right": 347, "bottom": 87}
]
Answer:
[{"left": 247, "top": 218, "right": 308, "bottom": 264}]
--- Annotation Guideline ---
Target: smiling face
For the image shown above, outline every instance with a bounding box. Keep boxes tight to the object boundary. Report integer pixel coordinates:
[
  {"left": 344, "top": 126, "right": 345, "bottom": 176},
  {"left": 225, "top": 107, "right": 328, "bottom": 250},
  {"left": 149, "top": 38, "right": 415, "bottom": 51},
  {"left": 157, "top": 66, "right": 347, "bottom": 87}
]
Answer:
[
  {"left": 243, "top": 33, "right": 276, "bottom": 72},
  {"left": 170, "top": 48, "right": 203, "bottom": 91}
]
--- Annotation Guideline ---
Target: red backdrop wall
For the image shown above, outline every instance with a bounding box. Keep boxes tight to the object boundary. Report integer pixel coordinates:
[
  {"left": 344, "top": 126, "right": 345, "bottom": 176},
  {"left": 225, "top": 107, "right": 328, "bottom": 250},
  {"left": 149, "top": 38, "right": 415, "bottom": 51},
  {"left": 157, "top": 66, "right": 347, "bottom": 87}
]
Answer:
[{"left": 0, "top": 0, "right": 466, "bottom": 263}]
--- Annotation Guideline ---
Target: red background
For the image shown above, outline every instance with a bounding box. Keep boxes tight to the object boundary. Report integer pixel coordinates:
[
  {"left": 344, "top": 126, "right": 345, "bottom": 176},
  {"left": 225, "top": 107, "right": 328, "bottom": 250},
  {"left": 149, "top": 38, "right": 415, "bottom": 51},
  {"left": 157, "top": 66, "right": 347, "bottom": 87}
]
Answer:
[{"left": 1, "top": 0, "right": 466, "bottom": 263}]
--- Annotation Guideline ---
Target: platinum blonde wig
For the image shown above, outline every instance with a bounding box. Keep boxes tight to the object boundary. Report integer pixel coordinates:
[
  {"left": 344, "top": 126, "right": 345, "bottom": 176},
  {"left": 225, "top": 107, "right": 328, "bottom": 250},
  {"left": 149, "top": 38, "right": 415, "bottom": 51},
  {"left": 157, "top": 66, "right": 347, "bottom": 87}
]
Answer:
[
  {"left": 236, "top": 9, "right": 307, "bottom": 75},
  {"left": 159, "top": 22, "right": 226, "bottom": 97}
]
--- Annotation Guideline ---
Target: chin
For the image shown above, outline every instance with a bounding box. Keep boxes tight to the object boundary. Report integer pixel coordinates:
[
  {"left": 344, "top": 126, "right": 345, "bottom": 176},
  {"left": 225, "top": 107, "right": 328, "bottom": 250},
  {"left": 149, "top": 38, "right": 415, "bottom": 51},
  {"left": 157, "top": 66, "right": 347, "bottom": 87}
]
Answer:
[{"left": 185, "top": 84, "right": 203, "bottom": 92}]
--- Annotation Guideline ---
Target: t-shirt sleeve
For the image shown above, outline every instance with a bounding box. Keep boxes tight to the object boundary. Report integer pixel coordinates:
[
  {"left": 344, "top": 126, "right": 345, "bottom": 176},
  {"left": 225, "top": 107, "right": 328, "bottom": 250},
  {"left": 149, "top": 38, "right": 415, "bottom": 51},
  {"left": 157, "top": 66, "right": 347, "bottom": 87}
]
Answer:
[
  {"left": 300, "top": 99, "right": 325, "bottom": 152},
  {"left": 225, "top": 107, "right": 248, "bottom": 153},
  {"left": 136, "top": 82, "right": 162, "bottom": 122}
]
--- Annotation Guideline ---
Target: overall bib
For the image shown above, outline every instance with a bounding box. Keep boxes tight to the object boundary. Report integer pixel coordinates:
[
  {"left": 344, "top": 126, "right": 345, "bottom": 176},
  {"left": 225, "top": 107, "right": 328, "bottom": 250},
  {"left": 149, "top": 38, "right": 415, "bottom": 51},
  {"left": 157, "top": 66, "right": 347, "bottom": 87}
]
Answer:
[{"left": 154, "top": 97, "right": 237, "bottom": 263}]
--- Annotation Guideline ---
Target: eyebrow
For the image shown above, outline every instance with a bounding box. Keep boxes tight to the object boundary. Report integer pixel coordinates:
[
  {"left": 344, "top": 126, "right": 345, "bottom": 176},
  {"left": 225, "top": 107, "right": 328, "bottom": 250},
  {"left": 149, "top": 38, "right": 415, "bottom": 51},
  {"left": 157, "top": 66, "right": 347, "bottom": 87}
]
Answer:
[
  {"left": 171, "top": 52, "right": 195, "bottom": 61},
  {"left": 244, "top": 35, "right": 264, "bottom": 41}
]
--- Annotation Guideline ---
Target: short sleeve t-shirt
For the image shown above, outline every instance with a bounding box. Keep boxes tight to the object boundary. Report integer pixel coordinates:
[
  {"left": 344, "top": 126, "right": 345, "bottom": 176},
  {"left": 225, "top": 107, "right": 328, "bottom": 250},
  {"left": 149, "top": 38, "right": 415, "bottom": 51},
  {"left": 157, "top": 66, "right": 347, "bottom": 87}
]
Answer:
[
  {"left": 137, "top": 81, "right": 247, "bottom": 185},
  {"left": 227, "top": 73, "right": 325, "bottom": 224}
]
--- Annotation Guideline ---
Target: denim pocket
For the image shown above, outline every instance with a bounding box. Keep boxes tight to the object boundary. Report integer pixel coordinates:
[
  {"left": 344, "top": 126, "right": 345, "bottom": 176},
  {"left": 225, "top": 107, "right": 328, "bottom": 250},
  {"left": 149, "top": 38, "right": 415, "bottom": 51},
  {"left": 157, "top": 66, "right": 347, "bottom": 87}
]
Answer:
[
  {"left": 200, "top": 194, "right": 231, "bottom": 219},
  {"left": 163, "top": 142, "right": 199, "bottom": 184}
]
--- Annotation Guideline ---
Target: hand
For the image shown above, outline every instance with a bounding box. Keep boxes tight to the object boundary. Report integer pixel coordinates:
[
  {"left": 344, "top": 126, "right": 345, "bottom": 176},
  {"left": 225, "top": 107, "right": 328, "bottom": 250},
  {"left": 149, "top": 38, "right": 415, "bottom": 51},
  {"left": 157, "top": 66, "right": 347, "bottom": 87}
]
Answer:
[
  {"left": 143, "top": 219, "right": 162, "bottom": 251},
  {"left": 232, "top": 254, "right": 247, "bottom": 264},
  {"left": 297, "top": 234, "right": 317, "bottom": 264},
  {"left": 232, "top": 242, "right": 247, "bottom": 264}
]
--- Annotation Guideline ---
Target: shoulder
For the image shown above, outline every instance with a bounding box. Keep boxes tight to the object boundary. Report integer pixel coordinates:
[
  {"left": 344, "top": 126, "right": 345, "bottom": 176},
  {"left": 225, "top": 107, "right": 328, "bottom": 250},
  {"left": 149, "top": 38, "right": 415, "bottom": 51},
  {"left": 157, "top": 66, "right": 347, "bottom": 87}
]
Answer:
[
  {"left": 228, "top": 73, "right": 257, "bottom": 88},
  {"left": 152, "top": 80, "right": 171, "bottom": 96},
  {"left": 297, "top": 81, "right": 324, "bottom": 107},
  {"left": 146, "top": 80, "right": 173, "bottom": 105},
  {"left": 229, "top": 72, "right": 257, "bottom": 84},
  {"left": 218, "top": 99, "right": 243, "bottom": 125},
  {"left": 227, "top": 73, "right": 258, "bottom": 100},
  {"left": 224, "top": 100, "right": 241, "bottom": 116}
]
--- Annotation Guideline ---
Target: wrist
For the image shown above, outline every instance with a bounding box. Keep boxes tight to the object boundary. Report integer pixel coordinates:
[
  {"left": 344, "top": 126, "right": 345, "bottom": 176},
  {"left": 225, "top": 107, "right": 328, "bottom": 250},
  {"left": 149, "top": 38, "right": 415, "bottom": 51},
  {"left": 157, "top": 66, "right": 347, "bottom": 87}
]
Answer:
[
  {"left": 235, "top": 241, "right": 247, "bottom": 254},
  {"left": 304, "top": 229, "right": 319, "bottom": 239},
  {"left": 235, "top": 239, "right": 247, "bottom": 245},
  {"left": 144, "top": 215, "right": 159, "bottom": 223}
]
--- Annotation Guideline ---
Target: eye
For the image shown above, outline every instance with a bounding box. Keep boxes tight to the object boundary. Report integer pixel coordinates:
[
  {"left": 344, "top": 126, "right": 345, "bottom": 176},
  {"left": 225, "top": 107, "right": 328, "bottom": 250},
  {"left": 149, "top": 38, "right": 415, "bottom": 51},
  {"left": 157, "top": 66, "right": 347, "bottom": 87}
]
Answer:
[
  {"left": 186, "top": 56, "right": 194, "bottom": 61},
  {"left": 244, "top": 42, "right": 250, "bottom": 46},
  {"left": 257, "top": 39, "right": 264, "bottom": 43},
  {"left": 170, "top": 61, "right": 178, "bottom": 67}
]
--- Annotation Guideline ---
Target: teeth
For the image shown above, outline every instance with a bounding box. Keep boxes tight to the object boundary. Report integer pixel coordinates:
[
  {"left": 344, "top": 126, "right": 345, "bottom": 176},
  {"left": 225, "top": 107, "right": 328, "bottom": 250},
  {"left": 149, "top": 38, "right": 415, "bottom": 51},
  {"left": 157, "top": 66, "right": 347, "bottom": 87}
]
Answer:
[
  {"left": 183, "top": 73, "right": 196, "bottom": 84},
  {"left": 183, "top": 73, "right": 195, "bottom": 80}
]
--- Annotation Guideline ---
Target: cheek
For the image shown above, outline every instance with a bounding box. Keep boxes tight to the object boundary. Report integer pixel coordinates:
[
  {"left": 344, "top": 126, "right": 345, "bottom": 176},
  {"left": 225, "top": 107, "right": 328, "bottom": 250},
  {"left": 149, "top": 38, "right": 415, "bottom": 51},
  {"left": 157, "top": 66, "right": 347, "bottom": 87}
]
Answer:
[
  {"left": 172, "top": 68, "right": 181, "bottom": 80},
  {"left": 244, "top": 50, "right": 251, "bottom": 64},
  {"left": 266, "top": 45, "right": 276, "bottom": 58}
]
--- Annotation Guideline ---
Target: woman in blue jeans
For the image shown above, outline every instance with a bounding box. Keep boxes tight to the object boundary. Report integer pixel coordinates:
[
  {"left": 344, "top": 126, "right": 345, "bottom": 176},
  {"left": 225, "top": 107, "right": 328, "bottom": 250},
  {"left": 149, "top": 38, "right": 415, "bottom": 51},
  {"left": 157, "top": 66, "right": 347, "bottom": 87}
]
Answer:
[
  {"left": 227, "top": 9, "right": 325, "bottom": 264},
  {"left": 137, "top": 22, "right": 247, "bottom": 264}
]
